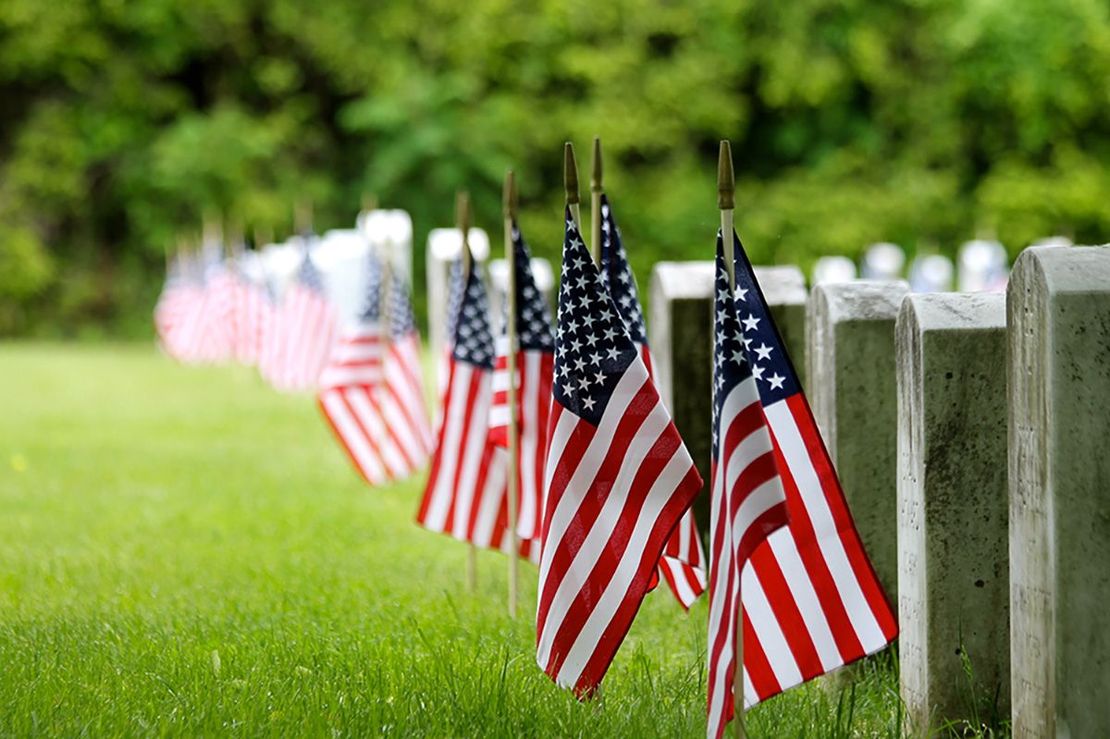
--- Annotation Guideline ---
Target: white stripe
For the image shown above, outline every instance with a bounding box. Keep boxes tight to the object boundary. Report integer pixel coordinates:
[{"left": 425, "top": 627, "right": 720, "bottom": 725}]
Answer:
[
  {"left": 423, "top": 363, "right": 474, "bottom": 530},
  {"left": 346, "top": 388, "right": 407, "bottom": 477},
  {"left": 320, "top": 390, "right": 386, "bottom": 484},
  {"left": 555, "top": 442, "right": 692, "bottom": 687},
  {"left": 537, "top": 362, "right": 649, "bottom": 583},
  {"left": 741, "top": 560, "right": 803, "bottom": 695},
  {"left": 448, "top": 371, "right": 493, "bottom": 540},
  {"left": 538, "top": 383, "right": 669, "bottom": 670},
  {"left": 765, "top": 532, "right": 841, "bottom": 670},
  {"left": 764, "top": 401, "right": 886, "bottom": 651}
]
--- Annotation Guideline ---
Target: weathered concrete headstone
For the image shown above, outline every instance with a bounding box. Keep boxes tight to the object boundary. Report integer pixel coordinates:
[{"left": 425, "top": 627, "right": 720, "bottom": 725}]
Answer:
[
  {"left": 359, "top": 209, "right": 414, "bottom": 286},
  {"left": 897, "top": 292, "right": 1009, "bottom": 734},
  {"left": 649, "top": 262, "right": 715, "bottom": 531},
  {"left": 807, "top": 279, "right": 910, "bottom": 597},
  {"left": 426, "top": 227, "right": 490, "bottom": 360},
  {"left": 1008, "top": 245, "right": 1110, "bottom": 739}
]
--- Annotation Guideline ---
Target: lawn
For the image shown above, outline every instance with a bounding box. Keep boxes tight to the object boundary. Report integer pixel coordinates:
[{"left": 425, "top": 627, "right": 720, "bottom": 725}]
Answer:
[{"left": 0, "top": 343, "right": 902, "bottom": 737}]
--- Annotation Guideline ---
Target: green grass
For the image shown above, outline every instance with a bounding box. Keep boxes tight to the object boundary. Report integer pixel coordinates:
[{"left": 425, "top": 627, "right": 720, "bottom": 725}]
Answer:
[{"left": 0, "top": 343, "right": 903, "bottom": 737}]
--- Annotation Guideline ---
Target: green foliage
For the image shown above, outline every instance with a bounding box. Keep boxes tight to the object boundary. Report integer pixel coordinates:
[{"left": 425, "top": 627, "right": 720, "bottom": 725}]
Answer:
[
  {"left": 0, "top": 0, "right": 1108, "bottom": 336},
  {"left": 0, "top": 343, "right": 906, "bottom": 736}
]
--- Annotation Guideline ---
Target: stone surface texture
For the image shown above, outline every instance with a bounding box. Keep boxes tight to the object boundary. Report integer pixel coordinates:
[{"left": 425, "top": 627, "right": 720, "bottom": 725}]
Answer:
[
  {"left": 1008, "top": 245, "right": 1110, "bottom": 739},
  {"left": 897, "top": 292, "right": 1010, "bottom": 735},
  {"left": 808, "top": 279, "right": 910, "bottom": 599}
]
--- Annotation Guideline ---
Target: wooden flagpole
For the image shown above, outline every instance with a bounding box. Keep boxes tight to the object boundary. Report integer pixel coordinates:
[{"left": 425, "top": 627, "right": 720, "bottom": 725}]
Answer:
[
  {"left": 590, "top": 137, "right": 603, "bottom": 265},
  {"left": 503, "top": 171, "right": 521, "bottom": 618},
  {"left": 456, "top": 190, "right": 479, "bottom": 593},
  {"left": 564, "top": 143, "right": 583, "bottom": 238},
  {"left": 718, "top": 140, "right": 744, "bottom": 739}
]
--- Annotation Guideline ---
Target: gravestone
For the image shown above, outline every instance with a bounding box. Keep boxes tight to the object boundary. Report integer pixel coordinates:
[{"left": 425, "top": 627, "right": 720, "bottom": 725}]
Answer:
[
  {"left": 1008, "top": 245, "right": 1110, "bottom": 739},
  {"left": 896, "top": 292, "right": 1009, "bottom": 735},
  {"left": 862, "top": 242, "right": 906, "bottom": 280},
  {"left": 649, "top": 262, "right": 715, "bottom": 532},
  {"left": 908, "top": 254, "right": 955, "bottom": 293},
  {"left": 426, "top": 227, "right": 490, "bottom": 360},
  {"left": 808, "top": 279, "right": 910, "bottom": 597},
  {"left": 957, "top": 240, "right": 1008, "bottom": 293}
]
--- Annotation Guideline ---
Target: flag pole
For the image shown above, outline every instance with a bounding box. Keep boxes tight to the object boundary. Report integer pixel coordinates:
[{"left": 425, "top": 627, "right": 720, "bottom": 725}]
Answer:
[
  {"left": 456, "top": 190, "right": 479, "bottom": 593},
  {"left": 503, "top": 170, "right": 521, "bottom": 618},
  {"left": 564, "top": 143, "right": 583, "bottom": 237},
  {"left": 718, "top": 139, "right": 744, "bottom": 739},
  {"left": 590, "top": 137, "right": 603, "bottom": 265}
]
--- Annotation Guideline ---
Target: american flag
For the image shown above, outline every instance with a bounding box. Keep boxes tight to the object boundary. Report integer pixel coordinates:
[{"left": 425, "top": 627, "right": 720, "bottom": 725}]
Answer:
[
  {"left": 192, "top": 253, "right": 238, "bottom": 365},
  {"left": 376, "top": 266, "right": 434, "bottom": 477},
  {"left": 232, "top": 273, "right": 274, "bottom": 367},
  {"left": 706, "top": 233, "right": 790, "bottom": 739},
  {"left": 154, "top": 255, "right": 201, "bottom": 362},
  {"left": 535, "top": 211, "right": 702, "bottom": 695},
  {"left": 417, "top": 261, "right": 516, "bottom": 552},
  {"left": 488, "top": 222, "right": 555, "bottom": 553},
  {"left": 266, "top": 251, "right": 339, "bottom": 393},
  {"left": 600, "top": 195, "right": 707, "bottom": 610},
  {"left": 726, "top": 228, "right": 898, "bottom": 706},
  {"left": 318, "top": 251, "right": 390, "bottom": 485}
]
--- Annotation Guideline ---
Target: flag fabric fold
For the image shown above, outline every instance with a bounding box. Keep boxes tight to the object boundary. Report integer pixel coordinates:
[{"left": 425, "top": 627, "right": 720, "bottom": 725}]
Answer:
[
  {"left": 723, "top": 227, "right": 898, "bottom": 712},
  {"left": 417, "top": 261, "right": 517, "bottom": 552},
  {"left": 705, "top": 232, "right": 790, "bottom": 739},
  {"left": 599, "top": 194, "right": 707, "bottom": 610},
  {"left": 488, "top": 222, "right": 556, "bottom": 554},
  {"left": 264, "top": 251, "right": 339, "bottom": 393},
  {"left": 535, "top": 210, "right": 702, "bottom": 695}
]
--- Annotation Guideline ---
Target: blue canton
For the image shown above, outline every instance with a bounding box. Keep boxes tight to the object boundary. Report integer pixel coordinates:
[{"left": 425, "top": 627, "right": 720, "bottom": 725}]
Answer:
[
  {"left": 297, "top": 252, "right": 326, "bottom": 295},
  {"left": 360, "top": 249, "right": 383, "bottom": 322},
  {"left": 504, "top": 221, "right": 555, "bottom": 352},
  {"left": 553, "top": 209, "right": 639, "bottom": 426},
  {"left": 452, "top": 263, "right": 494, "bottom": 370},
  {"left": 729, "top": 230, "right": 801, "bottom": 405},
  {"left": 387, "top": 273, "right": 417, "bottom": 339},
  {"left": 445, "top": 257, "right": 465, "bottom": 346},
  {"left": 599, "top": 194, "right": 648, "bottom": 345},
  {"left": 711, "top": 230, "right": 757, "bottom": 457}
]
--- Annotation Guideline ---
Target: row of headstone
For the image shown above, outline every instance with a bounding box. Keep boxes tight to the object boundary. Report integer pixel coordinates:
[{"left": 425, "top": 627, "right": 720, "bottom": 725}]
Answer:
[{"left": 647, "top": 244, "right": 1110, "bottom": 738}]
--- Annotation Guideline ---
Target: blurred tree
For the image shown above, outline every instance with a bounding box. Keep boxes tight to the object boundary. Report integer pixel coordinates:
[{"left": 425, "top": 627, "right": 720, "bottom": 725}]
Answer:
[{"left": 0, "top": 0, "right": 1107, "bottom": 336}]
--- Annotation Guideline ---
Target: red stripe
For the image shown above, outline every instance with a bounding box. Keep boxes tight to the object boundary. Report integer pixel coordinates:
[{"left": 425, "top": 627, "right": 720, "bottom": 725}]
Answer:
[
  {"left": 765, "top": 418, "right": 864, "bottom": 662},
  {"left": 790, "top": 395, "right": 898, "bottom": 639},
  {"left": 536, "top": 379, "right": 656, "bottom": 639},
  {"left": 443, "top": 368, "right": 483, "bottom": 535},
  {"left": 741, "top": 603, "right": 782, "bottom": 709},
  {"left": 573, "top": 463, "right": 701, "bottom": 693}
]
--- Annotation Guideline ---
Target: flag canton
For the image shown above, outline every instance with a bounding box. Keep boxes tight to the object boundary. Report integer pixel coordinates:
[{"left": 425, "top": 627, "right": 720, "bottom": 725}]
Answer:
[
  {"left": 445, "top": 257, "right": 465, "bottom": 346},
  {"left": 712, "top": 232, "right": 756, "bottom": 456},
  {"left": 359, "top": 250, "right": 383, "bottom": 322},
  {"left": 553, "top": 210, "right": 639, "bottom": 426},
  {"left": 452, "top": 264, "right": 494, "bottom": 369},
  {"left": 297, "top": 253, "right": 326, "bottom": 294},
  {"left": 511, "top": 223, "right": 555, "bottom": 352},
  {"left": 599, "top": 195, "right": 648, "bottom": 346},
  {"left": 387, "top": 275, "right": 417, "bottom": 338},
  {"left": 729, "top": 230, "right": 801, "bottom": 405}
]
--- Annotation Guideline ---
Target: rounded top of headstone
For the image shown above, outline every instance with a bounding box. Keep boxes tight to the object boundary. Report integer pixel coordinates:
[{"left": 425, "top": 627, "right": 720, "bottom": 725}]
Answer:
[
  {"left": 812, "top": 279, "right": 911, "bottom": 322},
  {"left": 488, "top": 257, "right": 555, "bottom": 292},
  {"left": 360, "top": 209, "right": 413, "bottom": 245},
  {"left": 753, "top": 265, "right": 808, "bottom": 304},
  {"left": 428, "top": 227, "right": 491, "bottom": 261},
  {"left": 650, "top": 261, "right": 715, "bottom": 299},
  {"left": 901, "top": 291, "right": 1006, "bottom": 333},
  {"left": 1029, "top": 235, "right": 1073, "bottom": 249},
  {"left": 812, "top": 255, "right": 857, "bottom": 285},
  {"left": 1012, "top": 245, "right": 1110, "bottom": 294},
  {"left": 862, "top": 242, "right": 906, "bottom": 279}
]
